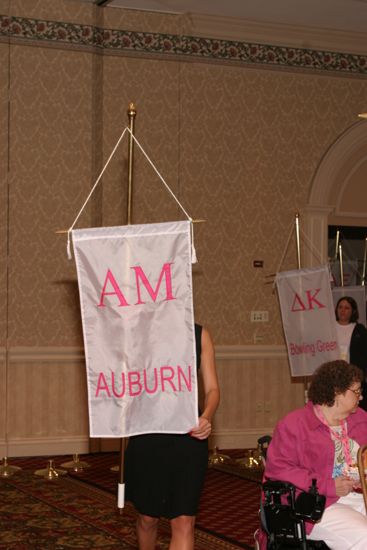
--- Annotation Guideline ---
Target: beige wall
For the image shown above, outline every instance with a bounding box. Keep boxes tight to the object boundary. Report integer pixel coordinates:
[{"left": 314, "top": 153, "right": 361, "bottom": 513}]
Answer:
[{"left": 0, "top": 0, "right": 367, "bottom": 455}]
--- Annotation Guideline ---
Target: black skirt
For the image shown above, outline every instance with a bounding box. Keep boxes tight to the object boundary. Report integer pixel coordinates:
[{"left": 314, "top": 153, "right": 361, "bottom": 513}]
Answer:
[{"left": 125, "top": 432, "right": 208, "bottom": 519}]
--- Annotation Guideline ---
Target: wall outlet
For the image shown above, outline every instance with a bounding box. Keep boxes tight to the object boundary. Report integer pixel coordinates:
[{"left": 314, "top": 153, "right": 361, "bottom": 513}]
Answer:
[{"left": 251, "top": 310, "right": 269, "bottom": 322}]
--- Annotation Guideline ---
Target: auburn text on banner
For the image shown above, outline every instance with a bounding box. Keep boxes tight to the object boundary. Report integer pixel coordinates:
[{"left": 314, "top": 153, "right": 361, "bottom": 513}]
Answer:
[
  {"left": 276, "top": 265, "right": 339, "bottom": 377},
  {"left": 72, "top": 220, "right": 197, "bottom": 437}
]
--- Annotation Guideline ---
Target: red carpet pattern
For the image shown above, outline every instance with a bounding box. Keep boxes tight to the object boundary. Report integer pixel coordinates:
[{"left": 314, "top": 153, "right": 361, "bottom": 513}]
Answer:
[
  {"left": 197, "top": 469, "right": 260, "bottom": 549},
  {"left": 2, "top": 451, "right": 261, "bottom": 549}
]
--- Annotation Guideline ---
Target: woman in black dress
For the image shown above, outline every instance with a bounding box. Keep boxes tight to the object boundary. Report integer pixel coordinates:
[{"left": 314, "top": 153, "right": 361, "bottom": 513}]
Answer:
[{"left": 125, "top": 324, "right": 220, "bottom": 550}]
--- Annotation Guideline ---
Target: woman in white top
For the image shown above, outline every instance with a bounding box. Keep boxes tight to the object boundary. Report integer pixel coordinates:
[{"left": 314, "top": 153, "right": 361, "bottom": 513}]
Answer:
[{"left": 335, "top": 296, "right": 367, "bottom": 410}]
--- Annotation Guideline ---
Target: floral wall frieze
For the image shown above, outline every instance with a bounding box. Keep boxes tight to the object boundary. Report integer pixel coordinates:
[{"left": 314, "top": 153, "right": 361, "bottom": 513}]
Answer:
[{"left": 0, "top": 14, "right": 366, "bottom": 76}]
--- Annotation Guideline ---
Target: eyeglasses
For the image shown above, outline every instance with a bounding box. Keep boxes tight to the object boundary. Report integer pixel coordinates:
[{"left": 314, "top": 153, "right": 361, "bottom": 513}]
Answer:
[{"left": 348, "top": 387, "right": 363, "bottom": 396}]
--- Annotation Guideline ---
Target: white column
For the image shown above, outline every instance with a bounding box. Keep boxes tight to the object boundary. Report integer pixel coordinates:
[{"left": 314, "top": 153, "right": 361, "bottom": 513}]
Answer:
[{"left": 300, "top": 205, "right": 335, "bottom": 268}]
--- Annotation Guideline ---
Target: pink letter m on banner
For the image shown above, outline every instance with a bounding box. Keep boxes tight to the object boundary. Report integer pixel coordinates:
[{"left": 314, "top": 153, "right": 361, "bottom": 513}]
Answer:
[{"left": 72, "top": 220, "right": 197, "bottom": 437}]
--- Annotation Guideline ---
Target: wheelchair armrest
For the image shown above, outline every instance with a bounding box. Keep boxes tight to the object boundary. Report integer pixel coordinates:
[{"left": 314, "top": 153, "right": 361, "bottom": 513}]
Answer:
[
  {"left": 263, "top": 478, "right": 326, "bottom": 523},
  {"left": 263, "top": 479, "right": 296, "bottom": 496},
  {"left": 294, "top": 488, "right": 326, "bottom": 522}
]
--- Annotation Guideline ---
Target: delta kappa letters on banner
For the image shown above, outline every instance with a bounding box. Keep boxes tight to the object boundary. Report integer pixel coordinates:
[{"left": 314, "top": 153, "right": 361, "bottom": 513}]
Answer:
[
  {"left": 72, "top": 220, "right": 198, "bottom": 437},
  {"left": 275, "top": 265, "right": 339, "bottom": 376}
]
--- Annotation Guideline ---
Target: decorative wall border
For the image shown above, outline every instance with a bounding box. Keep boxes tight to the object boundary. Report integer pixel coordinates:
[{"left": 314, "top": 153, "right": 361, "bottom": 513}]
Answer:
[{"left": 0, "top": 14, "right": 366, "bottom": 75}]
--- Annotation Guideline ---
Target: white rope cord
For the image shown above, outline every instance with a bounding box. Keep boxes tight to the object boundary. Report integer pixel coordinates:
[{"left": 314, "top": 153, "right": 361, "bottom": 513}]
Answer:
[
  {"left": 125, "top": 128, "right": 197, "bottom": 264},
  {"left": 125, "top": 128, "right": 191, "bottom": 221},
  {"left": 273, "top": 220, "right": 296, "bottom": 284},
  {"left": 67, "top": 126, "right": 129, "bottom": 259},
  {"left": 274, "top": 224, "right": 330, "bottom": 287},
  {"left": 67, "top": 126, "right": 197, "bottom": 263}
]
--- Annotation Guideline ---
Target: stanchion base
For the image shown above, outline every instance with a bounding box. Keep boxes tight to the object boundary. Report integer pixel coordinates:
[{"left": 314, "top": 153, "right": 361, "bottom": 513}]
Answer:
[
  {"left": 236, "top": 449, "right": 262, "bottom": 470},
  {"left": 0, "top": 457, "right": 21, "bottom": 478},
  {"left": 34, "top": 459, "right": 68, "bottom": 480},
  {"left": 208, "top": 446, "right": 231, "bottom": 466},
  {"left": 61, "top": 453, "right": 90, "bottom": 472}
]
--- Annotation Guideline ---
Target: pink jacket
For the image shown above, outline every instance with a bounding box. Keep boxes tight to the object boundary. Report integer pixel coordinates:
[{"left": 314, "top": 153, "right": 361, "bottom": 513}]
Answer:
[{"left": 264, "top": 400, "right": 367, "bottom": 535}]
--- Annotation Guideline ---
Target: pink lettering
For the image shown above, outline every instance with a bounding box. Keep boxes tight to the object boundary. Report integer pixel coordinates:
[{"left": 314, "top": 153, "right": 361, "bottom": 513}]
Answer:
[
  {"left": 143, "top": 368, "right": 158, "bottom": 394},
  {"left": 97, "top": 269, "right": 129, "bottom": 308},
  {"left": 94, "top": 365, "right": 193, "bottom": 398},
  {"left": 111, "top": 371, "right": 126, "bottom": 397},
  {"left": 160, "top": 366, "right": 177, "bottom": 392},
  {"left": 289, "top": 342, "right": 315, "bottom": 356},
  {"left": 316, "top": 339, "right": 337, "bottom": 352},
  {"left": 305, "top": 289, "right": 325, "bottom": 310},
  {"left": 291, "top": 289, "right": 325, "bottom": 312},
  {"left": 132, "top": 263, "right": 175, "bottom": 305},
  {"left": 177, "top": 365, "right": 192, "bottom": 391},
  {"left": 128, "top": 372, "right": 142, "bottom": 396},
  {"left": 95, "top": 372, "right": 111, "bottom": 397},
  {"left": 291, "top": 293, "right": 306, "bottom": 312}
]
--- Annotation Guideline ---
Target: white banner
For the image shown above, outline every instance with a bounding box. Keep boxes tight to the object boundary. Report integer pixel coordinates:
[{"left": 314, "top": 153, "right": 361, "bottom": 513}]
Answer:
[
  {"left": 72, "top": 220, "right": 198, "bottom": 437},
  {"left": 276, "top": 265, "right": 339, "bottom": 377}
]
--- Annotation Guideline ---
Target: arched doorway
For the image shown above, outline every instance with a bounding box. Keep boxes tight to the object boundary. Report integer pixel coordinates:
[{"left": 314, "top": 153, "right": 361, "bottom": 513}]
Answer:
[{"left": 302, "top": 120, "right": 367, "bottom": 267}]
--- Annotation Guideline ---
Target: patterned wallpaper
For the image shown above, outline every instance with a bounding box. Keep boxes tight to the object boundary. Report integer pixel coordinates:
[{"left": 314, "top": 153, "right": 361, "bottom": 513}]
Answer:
[
  {"left": 0, "top": 0, "right": 367, "bottom": 346},
  {"left": 6, "top": 43, "right": 96, "bottom": 345}
]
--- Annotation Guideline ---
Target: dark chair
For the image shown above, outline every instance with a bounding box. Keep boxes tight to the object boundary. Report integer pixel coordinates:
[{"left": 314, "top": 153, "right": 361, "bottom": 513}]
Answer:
[
  {"left": 261, "top": 478, "right": 330, "bottom": 549},
  {"left": 258, "top": 434, "right": 272, "bottom": 465},
  {"left": 254, "top": 436, "right": 330, "bottom": 550}
]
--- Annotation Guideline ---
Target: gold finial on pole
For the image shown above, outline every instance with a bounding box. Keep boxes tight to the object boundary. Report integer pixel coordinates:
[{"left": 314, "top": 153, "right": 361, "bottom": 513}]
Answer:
[
  {"left": 339, "top": 243, "right": 344, "bottom": 287},
  {"left": 127, "top": 103, "right": 137, "bottom": 225},
  {"left": 295, "top": 212, "right": 301, "bottom": 269},
  {"left": 358, "top": 113, "right": 367, "bottom": 119}
]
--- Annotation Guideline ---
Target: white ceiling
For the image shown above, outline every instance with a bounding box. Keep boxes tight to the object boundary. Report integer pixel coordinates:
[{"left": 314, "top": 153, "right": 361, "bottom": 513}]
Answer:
[{"left": 93, "top": 0, "right": 367, "bottom": 34}]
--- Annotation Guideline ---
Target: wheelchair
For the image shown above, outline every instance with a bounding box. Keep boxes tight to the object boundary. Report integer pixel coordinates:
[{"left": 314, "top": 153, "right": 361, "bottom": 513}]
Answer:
[{"left": 255, "top": 437, "right": 330, "bottom": 550}]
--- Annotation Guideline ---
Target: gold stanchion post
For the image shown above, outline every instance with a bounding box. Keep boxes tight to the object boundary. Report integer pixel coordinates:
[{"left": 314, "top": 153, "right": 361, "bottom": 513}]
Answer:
[
  {"left": 361, "top": 238, "right": 367, "bottom": 286},
  {"left": 295, "top": 212, "right": 301, "bottom": 270},
  {"left": 339, "top": 242, "right": 344, "bottom": 287},
  {"left": 126, "top": 103, "right": 136, "bottom": 225},
  {"left": 111, "top": 103, "right": 137, "bottom": 511},
  {"left": 294, "top": 213, "right": 311, "bottom": 403}
]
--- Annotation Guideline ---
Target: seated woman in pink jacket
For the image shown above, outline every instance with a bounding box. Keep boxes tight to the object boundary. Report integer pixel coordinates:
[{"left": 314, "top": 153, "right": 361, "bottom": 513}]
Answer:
[{"left": 265, "top": 360, "right": 367, "bottom": 550}]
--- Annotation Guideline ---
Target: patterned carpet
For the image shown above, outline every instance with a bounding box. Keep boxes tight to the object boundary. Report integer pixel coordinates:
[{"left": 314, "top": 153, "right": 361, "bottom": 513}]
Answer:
[{"left": 0, "top": 450, "right": 261, "bottom": 550}]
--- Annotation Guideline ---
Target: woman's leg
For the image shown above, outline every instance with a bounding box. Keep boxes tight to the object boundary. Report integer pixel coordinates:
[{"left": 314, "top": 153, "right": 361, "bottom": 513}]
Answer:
[
  {"left": 169, "top": 515, "right": 195, "bottom": 550},
  {"left": 309, "top": 493, "right": 367, "bottom": 550},
  {"left": 136, "top": 514, "right": 159, "bottom": 550}
]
